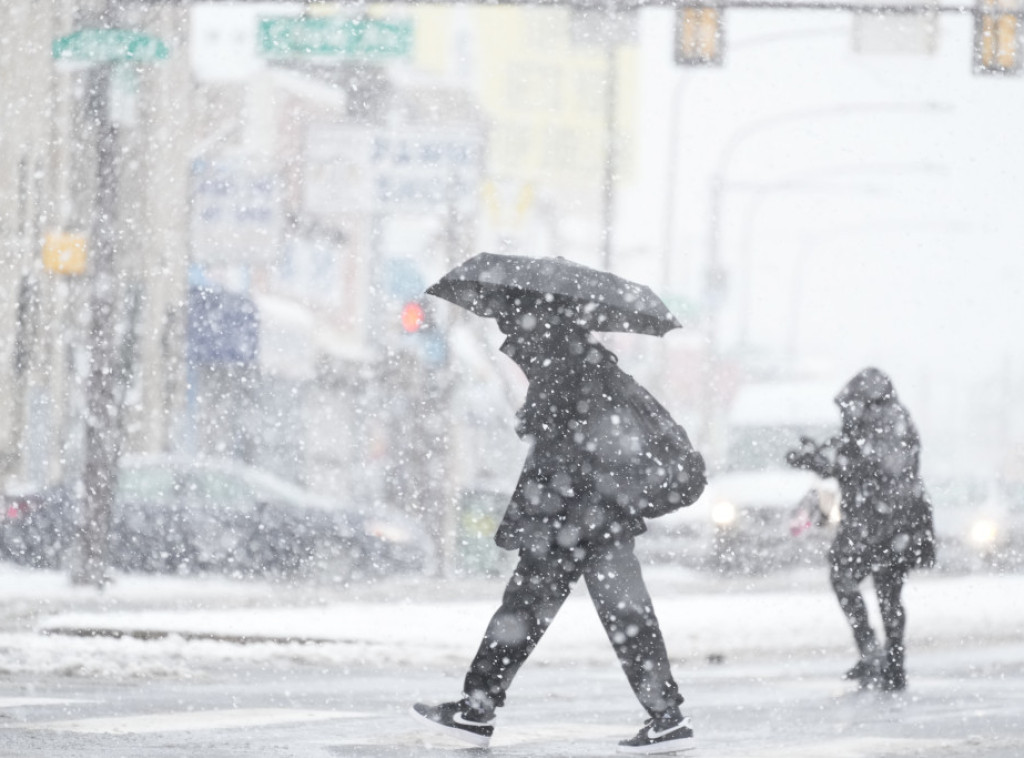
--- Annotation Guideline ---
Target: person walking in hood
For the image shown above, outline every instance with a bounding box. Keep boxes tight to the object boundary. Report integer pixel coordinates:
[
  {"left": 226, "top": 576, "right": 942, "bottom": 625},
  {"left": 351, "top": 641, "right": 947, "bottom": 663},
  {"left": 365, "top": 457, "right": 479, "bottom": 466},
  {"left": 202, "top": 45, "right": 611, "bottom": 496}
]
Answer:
[
  {"left": 786, "top": 367, "right": 935, "bottom": 691},
  {"left": 411, "top": 296, "right": 706, "bottom": 754}
]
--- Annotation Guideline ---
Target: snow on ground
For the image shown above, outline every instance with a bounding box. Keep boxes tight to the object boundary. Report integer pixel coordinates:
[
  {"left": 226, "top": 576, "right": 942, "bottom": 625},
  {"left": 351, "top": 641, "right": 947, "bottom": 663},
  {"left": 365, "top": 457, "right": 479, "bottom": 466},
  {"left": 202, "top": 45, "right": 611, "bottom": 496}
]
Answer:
[{"left": 1, "top": 563, "right": 1022, "bottom": 680}]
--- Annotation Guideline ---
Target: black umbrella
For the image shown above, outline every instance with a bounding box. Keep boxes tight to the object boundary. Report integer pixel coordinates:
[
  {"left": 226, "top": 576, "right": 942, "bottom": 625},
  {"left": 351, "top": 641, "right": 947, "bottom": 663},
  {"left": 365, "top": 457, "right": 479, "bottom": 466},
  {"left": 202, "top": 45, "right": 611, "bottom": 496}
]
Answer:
[{"left": 426, "top": 253, "right": 681, "bottom": 336}]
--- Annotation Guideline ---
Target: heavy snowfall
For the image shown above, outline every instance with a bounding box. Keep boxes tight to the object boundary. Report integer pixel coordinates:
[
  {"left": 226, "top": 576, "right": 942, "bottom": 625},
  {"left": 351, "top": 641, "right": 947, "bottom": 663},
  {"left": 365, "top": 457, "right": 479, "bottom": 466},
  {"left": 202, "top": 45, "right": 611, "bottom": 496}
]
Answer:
[{"left": 2, "top": 1, "right": 1024, "bottom": 756}]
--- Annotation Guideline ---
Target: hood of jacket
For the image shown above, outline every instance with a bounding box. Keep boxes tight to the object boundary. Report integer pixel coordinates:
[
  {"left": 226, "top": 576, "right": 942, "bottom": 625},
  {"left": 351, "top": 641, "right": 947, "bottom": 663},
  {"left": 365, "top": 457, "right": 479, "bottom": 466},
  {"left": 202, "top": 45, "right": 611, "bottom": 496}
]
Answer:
[{"left": 835, "top": 367, "right": 896, "bottom": 422}]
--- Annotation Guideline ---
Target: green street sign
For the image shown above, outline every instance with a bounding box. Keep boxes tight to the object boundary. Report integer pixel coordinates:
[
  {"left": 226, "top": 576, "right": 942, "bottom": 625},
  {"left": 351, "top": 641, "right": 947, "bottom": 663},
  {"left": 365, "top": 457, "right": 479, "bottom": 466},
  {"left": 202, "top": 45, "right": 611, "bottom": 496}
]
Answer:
[
  {"left": 53, "top": 29, "right": 169, "bottom": 63},
  {"left": 258, "top": 16, "right": 413, "bottom": 60}
]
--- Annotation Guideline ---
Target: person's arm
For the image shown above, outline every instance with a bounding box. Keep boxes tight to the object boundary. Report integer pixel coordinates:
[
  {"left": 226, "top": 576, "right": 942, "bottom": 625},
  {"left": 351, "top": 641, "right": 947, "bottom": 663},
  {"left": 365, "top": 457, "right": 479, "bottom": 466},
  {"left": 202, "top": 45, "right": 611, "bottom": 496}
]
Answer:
[{"left": 786, "top": 435, "right": 841, "bottom": 479}]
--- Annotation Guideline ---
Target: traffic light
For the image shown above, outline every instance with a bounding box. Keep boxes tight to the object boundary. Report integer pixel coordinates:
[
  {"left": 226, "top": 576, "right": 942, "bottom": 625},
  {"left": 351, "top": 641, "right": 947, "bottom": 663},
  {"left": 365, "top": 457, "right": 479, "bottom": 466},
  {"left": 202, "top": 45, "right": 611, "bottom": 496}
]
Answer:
[
  {"left": 675, "top": 6, "right": 724, "bottom": 67},
  {"left": 41, "top": 231, "right": 87, "bottom": 275},
  {"left": 400, "top": 300, "right": 426, "bottom": 333},
  {"left": 974, "top": 0, "right": 1022, "bottom": 74},
  {"left": 399, "top": 300, "right": 446, "bottom": 366}
]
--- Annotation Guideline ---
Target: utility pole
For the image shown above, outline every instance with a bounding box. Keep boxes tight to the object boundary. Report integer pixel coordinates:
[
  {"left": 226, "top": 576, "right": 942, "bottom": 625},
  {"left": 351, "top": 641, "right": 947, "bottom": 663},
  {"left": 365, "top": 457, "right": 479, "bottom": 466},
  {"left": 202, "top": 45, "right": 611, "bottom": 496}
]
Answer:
[
  {"left": 54, "top": 3, "right": 169, "bottom": 588},
  {"left": 73, "top": 5, "right": 122, "bottom": 588},
  {"left": 600, "top": 35, "right": 618, "bottom": 272}
]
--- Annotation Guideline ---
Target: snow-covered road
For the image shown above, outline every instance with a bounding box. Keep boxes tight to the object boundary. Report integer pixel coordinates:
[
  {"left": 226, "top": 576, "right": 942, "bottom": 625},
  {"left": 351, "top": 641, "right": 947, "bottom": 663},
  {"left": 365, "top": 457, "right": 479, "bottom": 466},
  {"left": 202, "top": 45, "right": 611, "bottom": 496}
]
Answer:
[
  {"left": 2, "top": 639, "right": 1023, "bottom": 757},
  {"left": 1, "top": 563, "right": 1022, "bottom": 680},
  {"left": 2, "top": 564, "right": 1024, "bottom": 756}
]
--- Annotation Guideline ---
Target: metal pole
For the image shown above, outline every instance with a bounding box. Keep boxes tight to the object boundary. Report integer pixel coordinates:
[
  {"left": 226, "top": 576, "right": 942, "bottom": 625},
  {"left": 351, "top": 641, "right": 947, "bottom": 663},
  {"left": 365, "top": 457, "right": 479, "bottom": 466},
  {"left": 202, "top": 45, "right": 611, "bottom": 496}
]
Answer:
[
  {"left": 438, "top": 175, "right": 461, "bottom": 579},
  {"left": 697, "top": 174, "right": 725, "bottom": 455},
  {"left": 203, "top": 0, "right": 987, "bottom": 13},
  {"left": 660, "top": 75, "right": 687, "bottom": 290},
  {"left": 600, "top": 36, "right": 617, "bottom": 272},
  {"left": 73, "top": 57, "right": 121, "bottom": 587},
  {"left": 72, "top": 0, "right": 128, "bottom": 588}
]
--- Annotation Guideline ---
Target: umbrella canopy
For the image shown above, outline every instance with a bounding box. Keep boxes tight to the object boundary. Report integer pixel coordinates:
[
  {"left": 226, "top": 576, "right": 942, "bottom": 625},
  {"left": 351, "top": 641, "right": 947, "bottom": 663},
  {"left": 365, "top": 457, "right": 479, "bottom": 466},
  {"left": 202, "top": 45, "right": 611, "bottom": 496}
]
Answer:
[{"left": 426, "top": 253, "right": 681, "bottom": 336}]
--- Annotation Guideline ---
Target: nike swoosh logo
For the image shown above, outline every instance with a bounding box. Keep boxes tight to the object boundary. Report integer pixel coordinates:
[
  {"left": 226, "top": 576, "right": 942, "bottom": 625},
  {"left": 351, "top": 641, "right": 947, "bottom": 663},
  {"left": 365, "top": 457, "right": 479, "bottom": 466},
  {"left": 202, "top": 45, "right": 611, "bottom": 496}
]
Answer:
[
  {"left": 648, "top": 720, "right": 690, "bottom": 739},
  {"left": 452, "top": 713, "right": 488, "bottom": 728}
]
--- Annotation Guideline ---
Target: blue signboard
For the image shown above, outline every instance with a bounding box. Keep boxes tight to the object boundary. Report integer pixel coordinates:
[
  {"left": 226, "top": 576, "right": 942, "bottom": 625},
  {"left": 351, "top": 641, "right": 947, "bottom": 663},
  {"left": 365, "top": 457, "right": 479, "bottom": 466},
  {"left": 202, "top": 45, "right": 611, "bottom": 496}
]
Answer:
[{"left": 187, "top": 285, "right": 260, "bottom": 366}]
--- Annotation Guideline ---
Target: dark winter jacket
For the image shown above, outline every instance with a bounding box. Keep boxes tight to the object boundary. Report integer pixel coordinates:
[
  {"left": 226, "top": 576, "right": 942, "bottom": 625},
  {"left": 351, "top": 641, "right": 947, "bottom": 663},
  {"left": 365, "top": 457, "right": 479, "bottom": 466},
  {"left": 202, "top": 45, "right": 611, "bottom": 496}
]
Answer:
[
  {"left": 494, "top": 336, "right": 673, "bottom": 552},
  {"left": 788, "top": 368, "right": 935, "bottom": 568}
]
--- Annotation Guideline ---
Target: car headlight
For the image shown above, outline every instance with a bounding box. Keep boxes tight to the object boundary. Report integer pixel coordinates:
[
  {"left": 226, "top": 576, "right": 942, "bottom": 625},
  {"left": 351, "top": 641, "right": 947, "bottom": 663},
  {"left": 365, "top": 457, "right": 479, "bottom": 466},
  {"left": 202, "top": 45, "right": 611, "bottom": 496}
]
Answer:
[
  {"left": 711, "top": 500, "right": 738, "bottom": 527},
  {"left": 969, "top": 519, "right": 999, "bottom": 548}
]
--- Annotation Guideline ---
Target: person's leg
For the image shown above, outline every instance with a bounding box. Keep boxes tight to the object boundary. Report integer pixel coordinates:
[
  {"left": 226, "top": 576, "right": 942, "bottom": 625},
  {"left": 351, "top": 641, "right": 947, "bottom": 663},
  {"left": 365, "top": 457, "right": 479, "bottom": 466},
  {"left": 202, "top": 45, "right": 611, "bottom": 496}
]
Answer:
[
  {"left": 827, "top": 540, "right": 884, "bottom": 688},
  {"left": 874, "top": 562, "right": 907, "bottom": 646},
  {"left": 462, "top": 543, "right": 585, "bottom": 714},
  {"left": 583, "top": 537, "right": 683, "bottom": 718},
  {"left": 829, "top": 538, "right": 878, "bottom": 675},
  {"left": 874, "top": 561, "right": 909, "bottom": 690}
]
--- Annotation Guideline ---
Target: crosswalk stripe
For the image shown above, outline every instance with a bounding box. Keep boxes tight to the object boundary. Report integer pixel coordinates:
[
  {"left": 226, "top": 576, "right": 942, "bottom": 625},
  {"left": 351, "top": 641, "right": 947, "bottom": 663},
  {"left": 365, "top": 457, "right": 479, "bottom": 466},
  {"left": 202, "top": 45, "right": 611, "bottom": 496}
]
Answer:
[
  {"left": 0, "top": 698, "right": 89, "bottom": 709},
  {"left": 343, "top": 722, "right": 628, "bottom": 748},
  {"left": 18, "top": 708, "right": 371, "bottom": 734}
]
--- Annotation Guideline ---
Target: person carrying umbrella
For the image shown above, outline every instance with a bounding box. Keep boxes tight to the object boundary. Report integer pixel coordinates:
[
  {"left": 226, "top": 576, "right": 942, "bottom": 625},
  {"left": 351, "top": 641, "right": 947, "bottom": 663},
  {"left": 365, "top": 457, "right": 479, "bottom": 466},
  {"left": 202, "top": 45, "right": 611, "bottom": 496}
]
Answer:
[{"left": 410, "top": 253, "right": 706, "bottom": 754}]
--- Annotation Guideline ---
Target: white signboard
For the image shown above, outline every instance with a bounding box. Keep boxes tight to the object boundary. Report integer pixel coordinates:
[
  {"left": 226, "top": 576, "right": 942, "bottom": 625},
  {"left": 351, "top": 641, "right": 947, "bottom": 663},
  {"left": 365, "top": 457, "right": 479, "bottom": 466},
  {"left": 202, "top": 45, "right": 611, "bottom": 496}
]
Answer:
[
  {"left": 371, "top": 129, "right": 484, "bottom": 210},
  {"left": 190, "top": 155, "right": 281, "bottom": 266},
  {"left": 302, "top": 124, "right": 484, "bottom": 217}
]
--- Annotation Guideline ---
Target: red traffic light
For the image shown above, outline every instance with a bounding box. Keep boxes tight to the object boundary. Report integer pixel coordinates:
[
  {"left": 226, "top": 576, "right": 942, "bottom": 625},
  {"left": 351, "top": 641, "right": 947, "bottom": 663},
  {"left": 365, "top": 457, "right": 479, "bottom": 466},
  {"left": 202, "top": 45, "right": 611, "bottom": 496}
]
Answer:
[{"left": 400, "top": 301, "right": 426, "bottom": 333}]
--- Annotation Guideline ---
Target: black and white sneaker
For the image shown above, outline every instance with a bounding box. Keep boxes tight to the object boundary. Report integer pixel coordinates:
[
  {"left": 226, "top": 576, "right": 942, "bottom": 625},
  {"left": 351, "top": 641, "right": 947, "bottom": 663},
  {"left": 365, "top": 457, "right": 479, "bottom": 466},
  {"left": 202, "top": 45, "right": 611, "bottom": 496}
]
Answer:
[
  {"left": 618, "top": 714, "right": 694, "bottom": 754},
  {"left": 410, "top": 701, "right": 494, "bottom": 748}
]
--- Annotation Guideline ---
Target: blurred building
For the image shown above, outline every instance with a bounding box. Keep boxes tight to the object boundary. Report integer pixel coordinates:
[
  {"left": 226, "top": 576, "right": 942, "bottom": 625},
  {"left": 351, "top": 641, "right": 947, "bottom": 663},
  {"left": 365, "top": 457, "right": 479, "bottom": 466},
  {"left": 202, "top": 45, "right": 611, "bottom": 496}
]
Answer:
[
  {"left": 406, "top": 5, "right": 640, "bottom": 265},
  {"left": 0, "top": 2, "right": 652, "bottom": 532},
  {"left": 0, "top": 1, "right": 192, "bottom": 489},
  {"left": 186, "top": 6, "right": 489, "bottom": 507}
]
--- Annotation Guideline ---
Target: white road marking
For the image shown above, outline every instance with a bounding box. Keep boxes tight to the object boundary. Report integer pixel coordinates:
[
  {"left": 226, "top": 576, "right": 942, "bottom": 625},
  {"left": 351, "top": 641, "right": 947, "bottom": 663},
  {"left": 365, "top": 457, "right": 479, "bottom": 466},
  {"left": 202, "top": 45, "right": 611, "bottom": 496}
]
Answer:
[
  {"left": 336, "top": 721, "right": 631, "bottom": 749},
  {"left": 713, "top": 736, "right": 963, "bottom": 758},
  {"left": 19, "top": 708, "right": 371, "bottom": 734},
  {"left": 490, "top": 723, "right": 631, "bottom": 747},
  {"left": 0, "top": 698, "right": 90, "bottom": 708}
]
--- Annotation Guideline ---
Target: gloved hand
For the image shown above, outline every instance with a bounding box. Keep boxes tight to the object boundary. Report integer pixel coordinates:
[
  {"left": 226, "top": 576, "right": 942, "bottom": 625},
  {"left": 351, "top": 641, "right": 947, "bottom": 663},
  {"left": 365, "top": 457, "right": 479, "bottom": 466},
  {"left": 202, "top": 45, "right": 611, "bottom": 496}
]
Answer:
[
  {"left": 785, "top": 449, "right": 809, "bottom": 468},
  {"left": 785, "top": 436, "right": 826, "bottom": 473}
]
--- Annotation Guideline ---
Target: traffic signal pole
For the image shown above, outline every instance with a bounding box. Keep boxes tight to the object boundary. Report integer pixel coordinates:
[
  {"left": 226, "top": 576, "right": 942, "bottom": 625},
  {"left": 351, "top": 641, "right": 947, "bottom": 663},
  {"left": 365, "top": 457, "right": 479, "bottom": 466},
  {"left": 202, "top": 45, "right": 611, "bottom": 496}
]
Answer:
[
  {"left": 600, "top": 37, "right": 618, "bottom": 272},
  {"left": 72, "top": 4, "right": 123, "bottom": 588}
]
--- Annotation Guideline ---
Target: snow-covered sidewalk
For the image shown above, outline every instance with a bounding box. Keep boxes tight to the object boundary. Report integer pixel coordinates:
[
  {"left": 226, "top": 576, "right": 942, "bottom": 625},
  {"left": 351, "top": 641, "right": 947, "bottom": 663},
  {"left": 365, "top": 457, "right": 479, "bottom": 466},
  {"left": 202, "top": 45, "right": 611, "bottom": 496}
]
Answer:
[{"left": 1, "top": 564, "right": 1022, "bottom": 679}]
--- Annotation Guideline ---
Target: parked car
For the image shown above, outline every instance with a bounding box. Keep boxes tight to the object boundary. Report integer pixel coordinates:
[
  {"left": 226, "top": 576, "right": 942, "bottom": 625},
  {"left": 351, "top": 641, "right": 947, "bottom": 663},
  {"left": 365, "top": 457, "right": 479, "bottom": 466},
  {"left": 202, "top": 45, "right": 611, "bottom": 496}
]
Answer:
[
  {"left": 1, "top": 482, "right": 71, "bottom": 570},
  {"left": 1, "top": 455, "right": 435, "bottom": 581}
]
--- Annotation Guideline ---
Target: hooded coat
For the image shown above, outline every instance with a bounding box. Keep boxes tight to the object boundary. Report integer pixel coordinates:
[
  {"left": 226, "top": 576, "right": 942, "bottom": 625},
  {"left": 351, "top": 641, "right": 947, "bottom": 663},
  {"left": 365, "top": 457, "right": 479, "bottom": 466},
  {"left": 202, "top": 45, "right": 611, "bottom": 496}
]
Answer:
[
  {"left": 793, "top": 368, "right": 935, "bottom": 568},
  {"left": 493, "top": 332, "right": 703, "bottom": 552}
]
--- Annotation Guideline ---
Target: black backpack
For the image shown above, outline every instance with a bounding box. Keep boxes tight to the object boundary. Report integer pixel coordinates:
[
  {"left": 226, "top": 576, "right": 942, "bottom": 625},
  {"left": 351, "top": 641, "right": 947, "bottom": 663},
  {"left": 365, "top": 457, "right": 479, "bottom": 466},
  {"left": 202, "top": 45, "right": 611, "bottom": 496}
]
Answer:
[{"left": 589, "top": 367, "right": 707, "bottom": 519}]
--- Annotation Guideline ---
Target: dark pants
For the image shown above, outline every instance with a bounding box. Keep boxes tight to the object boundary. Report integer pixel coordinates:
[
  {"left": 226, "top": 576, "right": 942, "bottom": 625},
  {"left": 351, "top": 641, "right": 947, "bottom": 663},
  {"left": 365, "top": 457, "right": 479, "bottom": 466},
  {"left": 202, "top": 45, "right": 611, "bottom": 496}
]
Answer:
[
  {"left": 829, "top": 537, "right": 908, "bottom": 659},
  {"left": 463, "top": 536, "right": 683, "bottom": 718}
]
